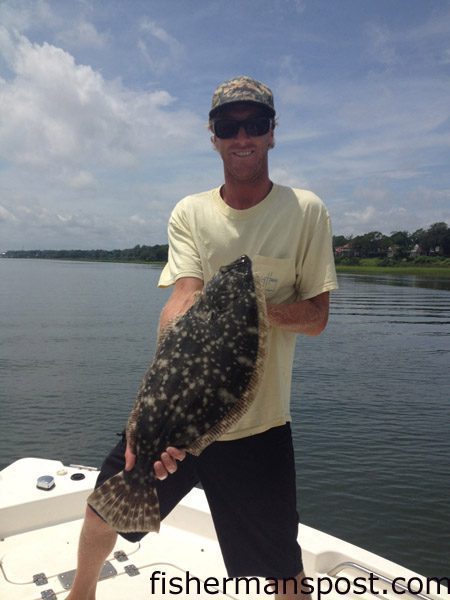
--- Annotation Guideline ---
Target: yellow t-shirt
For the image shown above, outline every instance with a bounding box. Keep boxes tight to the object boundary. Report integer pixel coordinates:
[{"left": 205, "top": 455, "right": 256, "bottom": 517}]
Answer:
[{"left": 158, "top": 184, "right": 338, "bottom": 440}]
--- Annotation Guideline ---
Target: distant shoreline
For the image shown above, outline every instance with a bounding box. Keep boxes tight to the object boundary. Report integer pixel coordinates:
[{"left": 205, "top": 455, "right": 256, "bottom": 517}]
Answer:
[
  {"left": 0, "top": 256, "right": 165, "bottom": 266},
  {"left": 336, "top": 265, "right": 450, "bottom": 278},
  {"left": 3, "top": 255, "right": 450, "bottom": 279}
]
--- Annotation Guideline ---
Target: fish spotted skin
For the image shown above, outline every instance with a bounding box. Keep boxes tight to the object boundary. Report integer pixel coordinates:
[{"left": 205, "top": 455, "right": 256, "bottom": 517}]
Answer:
[{"left": 87, "top": 255, "right": 268, "bottom": 533}]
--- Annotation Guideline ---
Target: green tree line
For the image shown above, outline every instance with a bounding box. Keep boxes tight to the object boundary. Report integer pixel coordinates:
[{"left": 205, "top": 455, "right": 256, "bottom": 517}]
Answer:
[
  {"left": 2, "top": 222, "right": 449, "bottom": 264},
  {"left": 1, "top": 244, "right": 169, "bottom": 262},
  {"left": 333, "top": 222, "right": 450, "bottom": 261}
]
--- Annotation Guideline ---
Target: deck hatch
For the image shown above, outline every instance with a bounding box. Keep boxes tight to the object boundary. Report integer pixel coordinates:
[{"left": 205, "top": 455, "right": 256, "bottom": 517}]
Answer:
[{"left": 57, "top": 561, "right": 117, "bottom": 589}]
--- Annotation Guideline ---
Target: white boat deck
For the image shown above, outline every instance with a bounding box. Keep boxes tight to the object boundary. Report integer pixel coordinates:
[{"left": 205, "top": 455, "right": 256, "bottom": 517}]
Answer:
[{"left": 0, "top": 458, "right": 447, "bottom": 599}]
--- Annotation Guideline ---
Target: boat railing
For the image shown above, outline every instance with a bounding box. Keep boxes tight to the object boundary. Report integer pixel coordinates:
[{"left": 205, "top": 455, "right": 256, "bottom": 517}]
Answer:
[{"left": 328, "top": 561, "right": 434, "bottom": 600}]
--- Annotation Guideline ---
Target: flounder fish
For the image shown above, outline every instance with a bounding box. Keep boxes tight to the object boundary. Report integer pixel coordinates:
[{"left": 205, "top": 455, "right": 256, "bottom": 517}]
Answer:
[{"left": 87, "top": 255, "right": 268, "bottom": 533}]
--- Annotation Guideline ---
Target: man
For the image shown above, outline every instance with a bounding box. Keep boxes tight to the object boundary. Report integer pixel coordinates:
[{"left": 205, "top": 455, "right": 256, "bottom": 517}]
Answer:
[{"left": 67, "top": 76, "right": 338, "bottom": 600}]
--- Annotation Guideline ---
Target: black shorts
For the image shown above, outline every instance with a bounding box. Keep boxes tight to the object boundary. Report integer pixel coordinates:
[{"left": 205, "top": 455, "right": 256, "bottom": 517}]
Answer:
[{"left": 93, "top": 424, "right": 303, "bottom": 579}]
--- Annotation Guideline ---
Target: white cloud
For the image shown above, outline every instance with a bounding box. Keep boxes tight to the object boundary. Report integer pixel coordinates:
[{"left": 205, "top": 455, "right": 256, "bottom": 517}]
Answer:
[
  {"left": 140, "top": 19, "right": 182, "bottom": 53},
  {"left": 329, "top": 185, "right": 450, "bottom": 237},
  {"left": 129, "top": 214, "right": 146, "bottom": 226},
  {"left": 66, "top": 170, "right": 96, "bottom": 190},
  {"left": 138, "top": 18, "right": 184, "bottom": 74},
  {"left": 0, "top": 20, "right": 208, "bottom": 250},
  {"left": 0, "top": 204, "right": 18, "bottom": 223},
  {"left": 0, "top": 199, "right": 150, "bottom": 249},
  {"left": 344, "top": 205, "right": 377, "bottom": 225},
  {"left": 0, "top": 0, "right": 56, "bottom": 33},
  {"left": 0, "top": 26, "right": 202, "bottom": 173},
  {"left": 381, "top": 170, "right": 425, "bottom": 181},
  {"left": 56, "top": 20, "right": 109, "bottom": 49},
  {"left": 270, "top": 165, "right": 310, "bottom": 189}
]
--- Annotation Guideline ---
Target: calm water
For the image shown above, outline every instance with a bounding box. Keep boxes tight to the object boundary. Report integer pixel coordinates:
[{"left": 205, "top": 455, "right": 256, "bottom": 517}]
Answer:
[{"left": 1, "top": 259, "right": 449, "bottom": 578}]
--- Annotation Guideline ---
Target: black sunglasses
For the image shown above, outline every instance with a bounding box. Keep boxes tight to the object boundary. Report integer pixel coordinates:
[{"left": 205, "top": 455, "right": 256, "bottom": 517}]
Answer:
[{"left": 213, "top": 116, "right": 273, "bottom": 139}]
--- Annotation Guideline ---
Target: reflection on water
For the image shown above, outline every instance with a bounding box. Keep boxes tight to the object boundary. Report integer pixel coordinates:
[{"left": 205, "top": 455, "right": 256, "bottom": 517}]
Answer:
[
  {"left": 292, "top": 273, "right": 449, "bottom": 578},
  {"left": 0, "top": 261, "right": 449, "bottom": 578},
  {"left": 340, "top": 271, "right": 450, "bottom": 291}
]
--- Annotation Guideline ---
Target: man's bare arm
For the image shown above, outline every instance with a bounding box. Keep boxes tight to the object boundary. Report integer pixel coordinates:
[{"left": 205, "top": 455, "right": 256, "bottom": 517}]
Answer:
[
  {"left": 158, "top": 276, "right": 204, "bottom": 333},
  {"left": 266, "top": 291, "right": 330, "bottom": 336}
]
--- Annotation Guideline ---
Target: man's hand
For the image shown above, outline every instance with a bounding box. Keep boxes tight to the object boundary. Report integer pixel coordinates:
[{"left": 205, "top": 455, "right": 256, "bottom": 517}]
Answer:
[
  {"left": 124, "top": 441, "right": 186, "bottom": 480},
  {"left": 153, "top": 447, "right": 186, "bottom": 480}
]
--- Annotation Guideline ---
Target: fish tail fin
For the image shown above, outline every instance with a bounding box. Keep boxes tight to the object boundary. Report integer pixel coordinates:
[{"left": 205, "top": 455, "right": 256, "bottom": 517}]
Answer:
[{"left": 87, "top": 470, "right": 161, "bottom": 533}]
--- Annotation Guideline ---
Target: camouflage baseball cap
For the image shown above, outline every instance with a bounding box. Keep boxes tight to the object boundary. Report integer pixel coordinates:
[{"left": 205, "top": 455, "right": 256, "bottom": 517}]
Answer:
[{"left": 209, "top": 76, "right": 275, "bottom": 119}]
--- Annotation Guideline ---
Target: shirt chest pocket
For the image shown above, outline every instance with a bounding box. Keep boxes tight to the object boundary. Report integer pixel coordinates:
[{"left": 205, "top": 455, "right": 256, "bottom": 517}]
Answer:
[{"left": 252, "top": 255, "right": 297, "bottom": 303}]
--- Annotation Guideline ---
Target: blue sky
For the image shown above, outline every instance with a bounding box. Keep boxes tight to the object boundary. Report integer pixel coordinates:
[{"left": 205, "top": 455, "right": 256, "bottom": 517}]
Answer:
[{"left": 1, "top": 0, "right": 449, "bottom": 250}]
